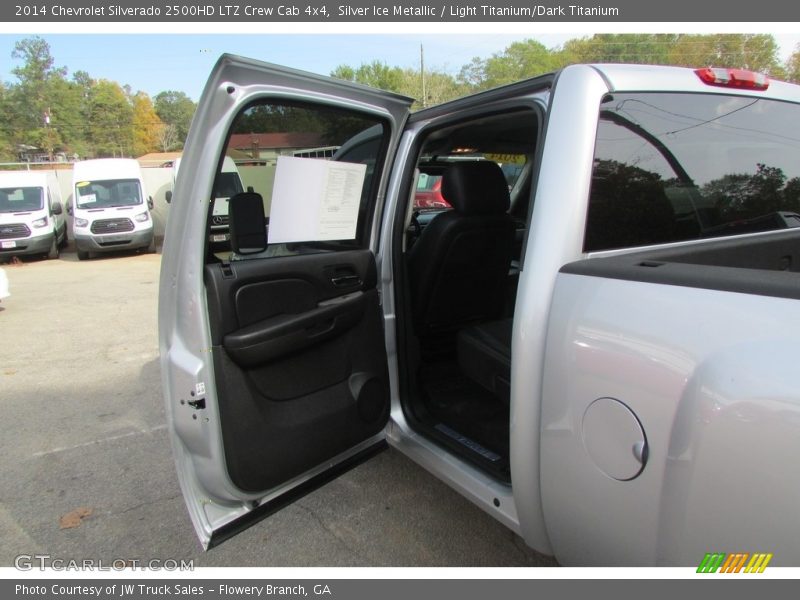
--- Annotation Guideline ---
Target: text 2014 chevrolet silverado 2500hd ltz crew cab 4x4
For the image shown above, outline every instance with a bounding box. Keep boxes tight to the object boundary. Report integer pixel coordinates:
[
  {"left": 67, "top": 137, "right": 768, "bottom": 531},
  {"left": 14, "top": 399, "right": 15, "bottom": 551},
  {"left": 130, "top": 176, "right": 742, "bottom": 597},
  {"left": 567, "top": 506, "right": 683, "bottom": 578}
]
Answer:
[{"left": 159, "top": 58, "right": 800, "bottom": 565}]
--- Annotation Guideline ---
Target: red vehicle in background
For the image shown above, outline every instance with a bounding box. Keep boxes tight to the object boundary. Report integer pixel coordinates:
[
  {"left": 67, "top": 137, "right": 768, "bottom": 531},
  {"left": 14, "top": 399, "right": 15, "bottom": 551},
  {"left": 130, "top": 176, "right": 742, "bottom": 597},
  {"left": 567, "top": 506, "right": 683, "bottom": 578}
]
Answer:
[
  {"left": 413, "top": 173, "right": 449, "bottom": 209},
  {"left": 413, "top": 160, "right": 524, "bottom": 210}
]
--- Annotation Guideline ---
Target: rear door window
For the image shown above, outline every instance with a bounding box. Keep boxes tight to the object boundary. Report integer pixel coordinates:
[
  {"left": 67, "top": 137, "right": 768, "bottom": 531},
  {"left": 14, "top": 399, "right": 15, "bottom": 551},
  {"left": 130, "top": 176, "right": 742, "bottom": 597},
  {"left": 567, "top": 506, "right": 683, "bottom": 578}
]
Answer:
[{"left": 214, "top": 100, "right": 388, "bottom": 260}]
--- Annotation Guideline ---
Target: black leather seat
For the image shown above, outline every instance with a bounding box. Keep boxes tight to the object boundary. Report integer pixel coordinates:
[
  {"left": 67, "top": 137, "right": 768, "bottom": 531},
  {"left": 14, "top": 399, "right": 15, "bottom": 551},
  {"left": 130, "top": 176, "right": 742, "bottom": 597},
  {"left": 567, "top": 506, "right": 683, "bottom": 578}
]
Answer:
[
  {"left": 457, "top": 318, "right": 513, "bottom": 404},
  {"left": 407, "top": 161, "right": 516, "bottom": 337}
]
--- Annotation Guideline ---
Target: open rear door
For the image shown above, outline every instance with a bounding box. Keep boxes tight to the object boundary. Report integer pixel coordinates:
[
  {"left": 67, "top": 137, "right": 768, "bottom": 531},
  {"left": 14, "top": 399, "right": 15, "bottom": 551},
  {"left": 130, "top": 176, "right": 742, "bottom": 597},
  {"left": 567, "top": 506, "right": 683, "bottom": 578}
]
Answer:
[{"left": 158, "top": 55, "right": 411, "bottom": 548}]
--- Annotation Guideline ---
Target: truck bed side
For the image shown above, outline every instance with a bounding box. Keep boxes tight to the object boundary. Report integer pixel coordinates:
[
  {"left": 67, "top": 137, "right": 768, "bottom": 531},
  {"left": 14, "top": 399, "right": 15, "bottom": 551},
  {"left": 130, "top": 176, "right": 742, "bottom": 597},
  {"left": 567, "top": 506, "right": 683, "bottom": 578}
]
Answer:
[{"left": 540, "top": 230, "right": 800, "bottom": 565}]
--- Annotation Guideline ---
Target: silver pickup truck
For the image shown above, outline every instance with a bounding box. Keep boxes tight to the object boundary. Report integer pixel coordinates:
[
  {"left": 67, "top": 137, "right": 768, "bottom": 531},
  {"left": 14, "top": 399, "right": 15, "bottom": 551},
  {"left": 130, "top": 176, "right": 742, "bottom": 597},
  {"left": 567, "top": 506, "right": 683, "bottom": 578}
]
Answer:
[{"left": 159, "top": 58, "right": 800, "bottom": 566}]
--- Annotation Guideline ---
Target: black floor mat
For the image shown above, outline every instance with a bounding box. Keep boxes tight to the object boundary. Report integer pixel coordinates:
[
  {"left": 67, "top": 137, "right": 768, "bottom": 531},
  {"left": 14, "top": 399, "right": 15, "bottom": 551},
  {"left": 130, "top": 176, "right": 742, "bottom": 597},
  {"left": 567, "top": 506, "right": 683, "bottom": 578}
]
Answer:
[{"left": 419, "top": 361, "right": 510, "bottom": 480}]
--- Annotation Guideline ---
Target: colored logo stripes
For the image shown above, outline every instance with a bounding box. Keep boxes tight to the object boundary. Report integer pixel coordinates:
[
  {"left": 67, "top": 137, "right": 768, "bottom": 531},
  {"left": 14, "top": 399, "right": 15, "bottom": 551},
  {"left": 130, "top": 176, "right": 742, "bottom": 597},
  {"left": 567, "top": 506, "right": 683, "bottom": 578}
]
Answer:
[{"left": 697, "top": 552, "right": 773, "bottom": 573}]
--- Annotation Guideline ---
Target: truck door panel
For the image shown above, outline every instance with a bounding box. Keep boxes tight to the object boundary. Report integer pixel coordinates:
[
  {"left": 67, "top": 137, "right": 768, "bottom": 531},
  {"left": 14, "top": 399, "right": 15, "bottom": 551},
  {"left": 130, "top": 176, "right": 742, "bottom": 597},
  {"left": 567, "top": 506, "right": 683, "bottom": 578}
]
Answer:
[
  {"left": 204, "top": 250, "right": 388, "bottom": 493},
  {"left": 159, "top": 55, "right": 411, "bottom": 547}
]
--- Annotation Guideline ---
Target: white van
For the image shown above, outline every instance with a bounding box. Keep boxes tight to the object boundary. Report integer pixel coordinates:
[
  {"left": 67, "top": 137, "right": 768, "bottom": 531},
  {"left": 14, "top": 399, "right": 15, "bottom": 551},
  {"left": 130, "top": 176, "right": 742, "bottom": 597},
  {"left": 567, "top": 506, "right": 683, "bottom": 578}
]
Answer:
[
  {"left": 0, "top": 170, "right": 67, "bottom": 260},
  {"left": 70, "top": 158, "right": 155, "bottom": 260},
  {"left": 169, "top": 155, "right": 244, "bottom": 249}
]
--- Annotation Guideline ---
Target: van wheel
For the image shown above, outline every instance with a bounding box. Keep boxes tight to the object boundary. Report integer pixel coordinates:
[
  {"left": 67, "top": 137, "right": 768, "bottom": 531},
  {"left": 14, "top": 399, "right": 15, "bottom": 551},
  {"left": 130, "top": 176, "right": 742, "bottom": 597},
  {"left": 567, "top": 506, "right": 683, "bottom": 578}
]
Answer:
[
  {"left": 77, "top": 249, "right": 90, "bottom": 261},
  {"left": 146, "top": 236, "right": 157, "bottom": 254},
  {"left": 59, "top": 225, "right": 68, "bottom": 248},
  {"left": 47, "top": 234, "right": 60, "bottom": 260}
]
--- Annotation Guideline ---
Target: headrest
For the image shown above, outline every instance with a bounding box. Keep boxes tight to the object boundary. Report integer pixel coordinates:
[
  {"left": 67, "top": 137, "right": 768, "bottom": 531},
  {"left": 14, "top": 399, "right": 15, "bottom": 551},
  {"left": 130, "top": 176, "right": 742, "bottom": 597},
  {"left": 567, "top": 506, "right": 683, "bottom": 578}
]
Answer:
[
  {"left": 229, "top": 192, "right": 266, "bottom": 254},
  {"left": 441, "top": 161, "right": 510, "bottom": 216}
]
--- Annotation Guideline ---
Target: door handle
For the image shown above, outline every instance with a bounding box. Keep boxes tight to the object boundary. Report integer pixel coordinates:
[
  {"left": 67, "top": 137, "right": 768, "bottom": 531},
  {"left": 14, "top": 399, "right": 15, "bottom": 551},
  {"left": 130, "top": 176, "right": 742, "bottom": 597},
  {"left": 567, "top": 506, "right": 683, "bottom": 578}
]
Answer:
[{"left": 331, "top": 275, "right": 361, "bottom": 287}]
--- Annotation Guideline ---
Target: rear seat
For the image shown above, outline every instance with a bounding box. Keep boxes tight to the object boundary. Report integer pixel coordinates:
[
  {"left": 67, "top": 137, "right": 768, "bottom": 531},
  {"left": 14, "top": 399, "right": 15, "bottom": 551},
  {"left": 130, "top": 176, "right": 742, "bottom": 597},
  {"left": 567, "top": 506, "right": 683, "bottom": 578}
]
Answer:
[{"left": 457, "top": 318, "right": 513, "bottom": 405}]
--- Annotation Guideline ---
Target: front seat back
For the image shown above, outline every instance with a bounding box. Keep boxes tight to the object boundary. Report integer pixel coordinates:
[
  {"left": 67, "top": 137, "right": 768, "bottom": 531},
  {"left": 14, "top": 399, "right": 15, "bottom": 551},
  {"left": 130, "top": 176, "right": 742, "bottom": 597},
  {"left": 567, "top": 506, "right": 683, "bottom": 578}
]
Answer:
[{"left": 407, "top": 161, "right": 516, "bottom": 336}]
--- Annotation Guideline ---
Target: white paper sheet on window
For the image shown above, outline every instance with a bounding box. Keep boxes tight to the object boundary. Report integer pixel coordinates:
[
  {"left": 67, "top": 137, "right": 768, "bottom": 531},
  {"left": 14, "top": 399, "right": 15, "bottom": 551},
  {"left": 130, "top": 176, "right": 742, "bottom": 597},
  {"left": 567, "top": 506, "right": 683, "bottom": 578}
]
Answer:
[{"left": 268, "top": 156, "right": 367, "bottom": 244}]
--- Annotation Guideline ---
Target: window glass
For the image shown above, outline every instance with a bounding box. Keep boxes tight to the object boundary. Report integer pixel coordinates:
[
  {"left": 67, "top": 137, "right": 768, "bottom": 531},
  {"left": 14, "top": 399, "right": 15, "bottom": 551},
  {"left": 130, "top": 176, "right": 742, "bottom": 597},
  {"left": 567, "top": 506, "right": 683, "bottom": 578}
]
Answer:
[
  {"left": 586, "top": 93, "right": 800, "bottom": 252},
  {"left": 75, "top": 179, "right": 142, "bottom": 209},
  {"left": 0, "top": 186, "right": 44, "bottom": 211},
  {"left": 214, "top": 101, "right": 387, "bottom": 259}
]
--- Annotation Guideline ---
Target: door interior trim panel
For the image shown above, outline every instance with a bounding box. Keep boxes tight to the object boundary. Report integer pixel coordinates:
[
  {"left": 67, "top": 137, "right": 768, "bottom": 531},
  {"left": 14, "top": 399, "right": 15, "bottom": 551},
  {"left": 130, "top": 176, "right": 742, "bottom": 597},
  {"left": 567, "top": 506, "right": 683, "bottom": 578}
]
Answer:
[{"left": 204, "top": 249, "right": 390, "bottom": 492}]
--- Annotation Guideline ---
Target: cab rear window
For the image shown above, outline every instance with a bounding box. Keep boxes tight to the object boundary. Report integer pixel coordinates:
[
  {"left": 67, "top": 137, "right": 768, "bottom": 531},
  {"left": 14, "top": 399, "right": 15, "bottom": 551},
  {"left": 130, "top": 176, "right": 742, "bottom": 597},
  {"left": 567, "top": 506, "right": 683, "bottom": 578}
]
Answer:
[{"left": 585, "top": 92, "right": 800, "bottom": 252}]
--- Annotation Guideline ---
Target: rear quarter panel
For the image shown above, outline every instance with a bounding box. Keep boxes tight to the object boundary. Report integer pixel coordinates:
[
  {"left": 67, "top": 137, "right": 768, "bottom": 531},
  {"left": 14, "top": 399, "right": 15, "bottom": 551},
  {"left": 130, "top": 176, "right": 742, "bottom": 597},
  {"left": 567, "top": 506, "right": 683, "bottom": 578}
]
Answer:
[{"left": 540, "top": 273, "right": 800, "bottom": 565}]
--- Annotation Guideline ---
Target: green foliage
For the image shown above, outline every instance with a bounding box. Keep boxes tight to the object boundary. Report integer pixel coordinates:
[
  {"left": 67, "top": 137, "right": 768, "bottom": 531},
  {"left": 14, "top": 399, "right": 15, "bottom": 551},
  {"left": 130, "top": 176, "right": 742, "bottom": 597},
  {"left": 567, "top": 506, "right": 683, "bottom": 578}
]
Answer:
[
  {"left": 0, "top": 82, "right": 14, "bottom": 161},
  {"left": 460, "top": 39, "right": 568, "bottom": 90},
  {"left": 786, "top": 44, "right": 800, "bottom": 83},
  {"left": 414, "top": 68, "right": 468, "bottom": 107},
  {"left": 465, "top": 34, "right": 785, "bottom": 91},
  {"left": 1, "top": 34, "right": 798, "bottom": 162},
  {"left": 1, "top": 37, "right": 178, "bottom": 159},
  {"left": 331, "top": 60, "right": 467, "bottom": 108},
  {"left": 562, "top": 34, "right": 674, "bottom": 65},
  {"left": 333, "top": 34, "right": 790, "bottom": 104},
  {"left": 667, "top": 34, "right": 783, "bottom": 75},
  {"left": 47, "top": 77, "right": 90, "bottom": 155},
  {"left": 86, "top": 79, "right": 134, "bottom": 157},
  {"left": 131, "top": 92, "right": 163, "bottom": 157},
  {"left": 6, "top": 36, "right": 68, "bottom": 155},
  {"left": 11, "top": 37, "right": 66, "bottom": 83},
  {"left": 153, "top": 90, "right": 197, "bottom": 147},
  {"left": 331, "top": 61, "right": 405, "bottom": 91}
]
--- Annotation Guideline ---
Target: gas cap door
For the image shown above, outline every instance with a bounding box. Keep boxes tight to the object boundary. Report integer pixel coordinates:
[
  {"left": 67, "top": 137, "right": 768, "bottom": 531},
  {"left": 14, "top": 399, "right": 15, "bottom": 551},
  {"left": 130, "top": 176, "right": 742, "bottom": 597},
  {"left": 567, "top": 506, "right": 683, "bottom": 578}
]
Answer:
[{"left": 582, "top": 397, "right": 648, "bottom": 481}]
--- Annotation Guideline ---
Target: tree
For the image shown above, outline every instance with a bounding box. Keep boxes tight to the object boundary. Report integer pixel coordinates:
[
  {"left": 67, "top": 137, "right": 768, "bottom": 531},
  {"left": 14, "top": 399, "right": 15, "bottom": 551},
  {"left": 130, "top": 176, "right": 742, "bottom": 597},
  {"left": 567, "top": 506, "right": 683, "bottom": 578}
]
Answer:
[
  {"left": 461, "top": 39, "right": 568, "bottom": 90},
  {"left": 331, "top": 61, "right": 406, "bottom": 91},
  {"left": 62, "top": 70, "right": 96, "bottom": 158},
  {"left": 783, "top": 177, "right": 800, "bottom": 212},
  {"left": 667, "top": 34, "right": 782, "bottom": 75},
  {"left": 786, "top": 44, "right": 800, "bottom": 83},
  {"left": 0, "top": 82, "right": 14, "bottom": 161},
  {"left": 131, "top": 92, "right": 163, "bottom": 156},
  {"left": 2, "top": 38, "right": 202, "bottom": 159},
  {"left": 457, "top": 57, "right": 487, "bottom": 89},
  {"left": 408, "top": 68, "right": 465, "bottom": 107},
  {"left": 585, "top": 159, "right": 675, "bottom": 250},
  {"left": 7, "top": 36, "right": 69, "bottom": 157},
  {"left": 86, "top": 79, "right": 133, "bottom": 157},
  {"left": 560, "top": 34, "right": 782, "bottom": 75},
  {"left": 458, "top": 34, "right": 785, "bottom": 93},
  {"left": 332, "top": 61, "right": 464, "bottom": 108},
  {"left": 156, "top": 123, "right": 179, "bottom": 153},
  {"left": 703, "top": 164, "right": 800, "bottom": 220},
  {"left": 154, "top": 91, "right": 196, "bottom": 147},
  {"left": 47, "top": 76, "right": 90, "bottom": 157},
  {"left": 562, "top": 34, "right": 673, "bottom": 65}
]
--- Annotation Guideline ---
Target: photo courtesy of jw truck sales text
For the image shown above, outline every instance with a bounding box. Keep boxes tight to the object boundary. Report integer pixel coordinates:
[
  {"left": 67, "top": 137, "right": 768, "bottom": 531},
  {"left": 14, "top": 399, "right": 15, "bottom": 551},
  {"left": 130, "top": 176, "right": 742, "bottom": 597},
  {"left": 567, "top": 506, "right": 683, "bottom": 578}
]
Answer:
[
  {"left": 159, "top": 53, "right": 800, "bottom": 565},
  {"left": 14, "top": 584, "right": 333, "bottom": 597}
]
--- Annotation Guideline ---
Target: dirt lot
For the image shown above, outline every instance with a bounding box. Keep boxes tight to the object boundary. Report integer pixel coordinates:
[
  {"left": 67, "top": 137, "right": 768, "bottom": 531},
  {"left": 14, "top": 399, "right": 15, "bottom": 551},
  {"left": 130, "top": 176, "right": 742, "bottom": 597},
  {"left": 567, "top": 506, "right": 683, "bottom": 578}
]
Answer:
[{"left": 0, "top": 249, "right": 556, "bottom": 568}]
